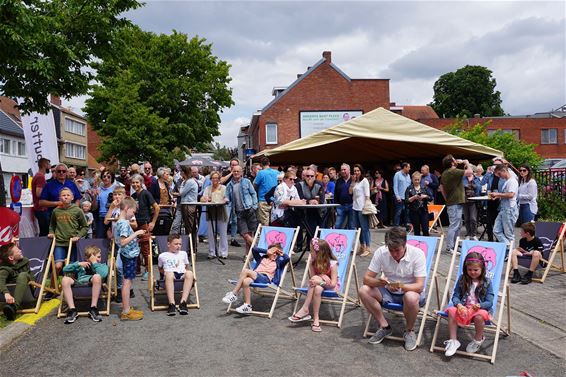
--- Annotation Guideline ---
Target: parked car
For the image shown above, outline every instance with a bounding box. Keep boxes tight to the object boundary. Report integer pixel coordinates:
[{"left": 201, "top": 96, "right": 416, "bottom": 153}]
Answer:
[{"left": 539, "top": 158, "right": 564, "bottom": 170}]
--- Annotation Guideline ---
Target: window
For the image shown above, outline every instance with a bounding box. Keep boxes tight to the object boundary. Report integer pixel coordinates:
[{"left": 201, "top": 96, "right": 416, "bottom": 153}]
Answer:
[
  {"left": 0, "top": 138, "right": 10, "bottom": 154},
  {"left": 64, "top": 118, "right": 86, "bottom": 136},
  {"left": 65, "top": 142, "right": 86, "bottom": 160},
  {"left": 541, "top": 129, "right": 557, "bottom": 144},
  {"left": 17, "top": 141, "right": 26, "bottom": 156},
  {"left": 265, "top": 123, "right": 277, "bottom": 144},
  {"left": 487, "top": 129, "right": 520, "bottom": 139}
]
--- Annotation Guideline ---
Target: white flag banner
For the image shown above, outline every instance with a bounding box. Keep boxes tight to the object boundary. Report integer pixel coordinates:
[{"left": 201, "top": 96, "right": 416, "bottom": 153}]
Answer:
[{"left": 21, "top": 110, "right": 60, "bottom": 175}]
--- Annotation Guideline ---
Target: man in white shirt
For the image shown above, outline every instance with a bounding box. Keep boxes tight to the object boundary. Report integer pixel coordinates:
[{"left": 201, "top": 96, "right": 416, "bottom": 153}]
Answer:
[
  {"left": 490, "top": 164, "right": 519, "bottom": 246},
  {"left": 358, "top": 227, "right": 426, "bottom": 351}
]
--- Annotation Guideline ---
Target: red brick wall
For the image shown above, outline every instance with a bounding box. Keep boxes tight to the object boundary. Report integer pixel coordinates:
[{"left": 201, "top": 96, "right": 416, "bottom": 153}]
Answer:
[
  {"left": 254, "top": 62, "right": 390, "bottom": 151},
  {"left": 419, "top": 118, "right": 566, "bottom": 159}
]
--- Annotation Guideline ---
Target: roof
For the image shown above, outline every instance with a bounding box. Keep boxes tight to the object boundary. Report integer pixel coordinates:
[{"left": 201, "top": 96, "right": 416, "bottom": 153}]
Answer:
[
  {"left": 0, "top": 110, "right": 24, "bottom": 138},
  {"left": 0, "top": 97, "right": 21, "bottom": 124},
  {"left": 400, "top": 106, "right": 438, "bottom": 120},
  {"left": 256, "top": 107, "right": 501, "bottom": 165}
]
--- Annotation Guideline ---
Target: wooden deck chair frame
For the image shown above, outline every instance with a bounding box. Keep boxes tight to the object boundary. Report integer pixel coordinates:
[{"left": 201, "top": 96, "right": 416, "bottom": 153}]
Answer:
[
  {"left": 363, "top": 235, "right": 444, "bottom": 347},
  {"left": 149, "top": 234, "right": 200, "bottom": 311},
  {"left": 292, "top": 227, "right": 361, "bottom": 328},
  {"left": 430, "top": 238, "right": 512, "bottom": 364},
  {"left": 1, "top": 237, "right": 59, "bottom": 314},
  {"left": 523, "top": 222, "right": 566, "bottom": 283},
  {"left": 227, "top": 224, "right": 300, "bottom": 318},
  {"left": 428, "top": 204, "right": 445, "bottom": 234},
  {"left": 57, "top": 238, "right": 115, "bottom": 318}
]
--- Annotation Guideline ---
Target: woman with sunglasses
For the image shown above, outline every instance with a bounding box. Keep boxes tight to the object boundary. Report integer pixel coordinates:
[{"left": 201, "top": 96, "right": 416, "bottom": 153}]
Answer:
[
  {"left": 92, "top": 170, "right": 118, "bottom": 238},
  {"left": 271, "top": 171, "right": 305, "bottom": 226},
  {"left": 517, "top": 164, "right": 538, "bottom": 224}
]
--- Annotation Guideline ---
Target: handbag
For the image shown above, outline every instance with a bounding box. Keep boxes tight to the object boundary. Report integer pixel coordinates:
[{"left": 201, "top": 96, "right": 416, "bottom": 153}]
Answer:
[
  {"left": 362, "top": 198, "right": 378, "bottom": 215},
  {"left": 368, "top": 213, "right": 380, "bottom": 229}
]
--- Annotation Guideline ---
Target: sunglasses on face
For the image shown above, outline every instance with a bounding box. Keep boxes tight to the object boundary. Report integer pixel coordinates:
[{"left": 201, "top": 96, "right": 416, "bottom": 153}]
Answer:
[
  {"left": 56, "top": 170, "right": 67, "bottom": 173},
  {"left": 305, "top": 175, "right": 314, "bottom": 178},
  {"left": 520, "top": 169, "right": 528, "bottom": 172}
]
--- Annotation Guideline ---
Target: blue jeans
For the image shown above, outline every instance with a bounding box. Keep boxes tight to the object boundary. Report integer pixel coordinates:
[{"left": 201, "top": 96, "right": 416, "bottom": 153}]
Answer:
[
  {"left": 34, "top": 210, "right": 50, "bottom": 236},
  {"left": 446, "top": 204, "right": 463, "bottom": 251},
  {"left": 393, "top": 200, "right": 407, "bottom": 226},
  {"left": 230, "top": 211, "right": 237, "bottom": 238},
  {"left": 518, "top": 203, "right": 535, "bottom": 225},
  {"left": 494, "top": 206, "right": 519, "bottom": 246},
  {"left": 335, "top": 203, "right": 354, "bottom": 229},
  {"left": 353, "top": 210, "right": 371, "bottom": 246}
]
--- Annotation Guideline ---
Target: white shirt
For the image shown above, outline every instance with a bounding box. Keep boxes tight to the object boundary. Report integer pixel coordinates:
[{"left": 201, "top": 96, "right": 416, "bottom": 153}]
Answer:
[
  {"left": 368, "top": 244, "right": 427, "bottom": 288},
  {"left": 352, "top": 178, "right": 370, "bottom": 211},
  {"left": 158, "top": 251, "right": 190, "bottom": 274},
  {"left": 271, "top": 183, "right": 300, "bottom": 222},
  {"left": 501, "top": 177, "right": 518, "bottom": 209}
]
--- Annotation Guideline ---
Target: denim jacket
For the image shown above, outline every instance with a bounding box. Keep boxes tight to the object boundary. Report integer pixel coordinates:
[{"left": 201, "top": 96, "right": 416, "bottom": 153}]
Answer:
[
  {"left": 451, "top": 276, "right": 494, "bottom": 313},
  {"left": 251, "top": 247, "right": 290, "bottom": 286},
  {"left": 225, "top": 177, "right": 258, "bottom": 215},
  {"left": 462, "top": 176, "right": 482, "bottom": 198}
]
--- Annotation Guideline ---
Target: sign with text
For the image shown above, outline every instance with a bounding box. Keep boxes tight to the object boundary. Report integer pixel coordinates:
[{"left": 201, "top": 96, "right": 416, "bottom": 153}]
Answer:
[
  {"left": 21, "top": 109, "right": 60, "bottom": 175},
  {"left": 299, "top": 110, "right": 363, "bottom": 137}
]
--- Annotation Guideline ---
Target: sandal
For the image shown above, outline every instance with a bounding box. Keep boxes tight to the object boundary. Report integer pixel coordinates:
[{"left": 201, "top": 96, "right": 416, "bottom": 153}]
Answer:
[
  {"left": 311, "top": 323, "right": 322, "bottom": 332},
  {"left": 288, "top": 313, "right": 312, "bottom": 323}
]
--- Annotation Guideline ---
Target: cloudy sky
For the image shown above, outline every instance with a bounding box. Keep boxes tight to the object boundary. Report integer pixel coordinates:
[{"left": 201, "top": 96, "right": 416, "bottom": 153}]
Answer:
[{"left": 64, "top": 0, "right": 566, "bottom": 147}]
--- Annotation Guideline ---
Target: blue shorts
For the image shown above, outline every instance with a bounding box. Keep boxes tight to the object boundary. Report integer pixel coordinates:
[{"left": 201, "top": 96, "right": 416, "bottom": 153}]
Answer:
[
  {"left": 378, "top": 287, "right": 426, "bottom": 307},
  {"left": 54, "top": 245, "right": 77, "bottom": 263},
  {"left": 121, "top": 255, "right": 137, "bottom": 280},
  {"left": 253, "top": 273, "right": 271, "bottom": 284}
]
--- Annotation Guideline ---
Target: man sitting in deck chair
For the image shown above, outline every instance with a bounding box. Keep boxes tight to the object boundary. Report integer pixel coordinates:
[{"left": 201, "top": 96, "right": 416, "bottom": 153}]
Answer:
[
  {"left": 0, "top": 242, "right": 33, "bottom": 320},
  {"left": 358, "top": 227, "right": 426, "bottom": 351},
  {"left": 61, "top": 245, "right": 109, "bottom": 324},
  {"left": 157, "top": 234, "right": 195, "bottom": 316},
  {"left": 222, "top": 243, "right": 288, "bottom": 314}
]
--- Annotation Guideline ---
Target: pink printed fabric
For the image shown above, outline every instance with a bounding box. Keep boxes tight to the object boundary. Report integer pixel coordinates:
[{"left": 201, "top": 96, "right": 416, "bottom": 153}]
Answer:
[{"left": 446, "top": 306, "right": 490, "bottom": 327}]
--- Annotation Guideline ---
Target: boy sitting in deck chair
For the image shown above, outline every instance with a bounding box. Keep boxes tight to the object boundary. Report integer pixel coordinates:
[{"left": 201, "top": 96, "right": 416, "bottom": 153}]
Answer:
[
  {"left": 0, "top": 242, "right": 33, "bottom": 321},
  {"left": 61, "top": 245, "right": 109, "bottom": 324},
  {"left": 510, "top": 222, "right": 543, "bottom": 285},
  {"left": 158, "top": 234, "right": 195, "bottom": 316},
  {"left": 222, "top": 243, "right": 288, "bottom": 314}
]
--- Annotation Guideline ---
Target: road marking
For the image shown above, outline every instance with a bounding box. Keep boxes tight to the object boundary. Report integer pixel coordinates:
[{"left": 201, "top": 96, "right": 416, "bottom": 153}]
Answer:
[{"left": 15, "top": 299, "right": 60, "bottom": 326}]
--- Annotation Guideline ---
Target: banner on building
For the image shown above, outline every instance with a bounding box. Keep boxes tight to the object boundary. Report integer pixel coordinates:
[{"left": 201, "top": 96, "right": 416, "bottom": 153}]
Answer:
[
  {"left": 300, "top": 110, "right": 363, "bottom": 137},
  {"left": 21, "top": 109, "right": 59, "bottom": 175}
]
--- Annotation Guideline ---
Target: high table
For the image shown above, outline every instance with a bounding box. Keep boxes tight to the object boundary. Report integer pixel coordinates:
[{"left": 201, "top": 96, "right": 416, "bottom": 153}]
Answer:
[
  {"left": 187, "top": 202, "right": 226, "bottom": 265},
  {"left": 468, "top": 196, "right": 491, "bottom": 240},
  {"left": 288, "top": 203, "right": 341, "bottom": 266}
]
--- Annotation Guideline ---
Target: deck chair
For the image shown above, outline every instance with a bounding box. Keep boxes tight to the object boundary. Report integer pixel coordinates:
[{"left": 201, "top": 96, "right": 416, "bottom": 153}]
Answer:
[
  {"left": 293, "top": 227, "right": 361, "bottom": 328},
  {"left": 363, "top": 235, "right": 444, "bottom": 347},
  {"left": 57, "top": 238, "right": 115, "bottom": 318},
  {"left": 0, "top": 237, "right": 57, "bottom": 314},
  {"left": 428, "top": 204, "right": 445, "bottom": 233},
  {"left": 430, "top": 238, "right": 512, "bottom": 364},
  {"left": 227, "top": 224, "right": 300, "bottom": 318},
  {"left": 518, "top": 222, "right": 566, "bottom": 283},
  {"left": 149, "top": 234, "right": 200, "bottom": 311}
]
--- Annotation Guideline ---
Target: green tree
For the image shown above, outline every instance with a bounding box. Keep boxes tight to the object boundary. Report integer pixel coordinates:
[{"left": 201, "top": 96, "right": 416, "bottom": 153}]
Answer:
[
  {"left": 0, "top": 0, "right": 140, "bottom": 114},
  {"left": 208, "top": 142, "right": 237, "bottom": 161},
  {"left": 85, "top": 26, "right": 234, "bottom": 167},
  {"left": 430, "top": 65, "right": 504, "bottom": 118},
  {"left": 444, "top": 118, "right": 543, "bottom": 168}
]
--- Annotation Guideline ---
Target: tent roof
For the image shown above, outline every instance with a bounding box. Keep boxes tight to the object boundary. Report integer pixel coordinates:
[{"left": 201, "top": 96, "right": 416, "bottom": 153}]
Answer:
[{"left": 256, "top": 107, "right": 501, "bottom": 165}]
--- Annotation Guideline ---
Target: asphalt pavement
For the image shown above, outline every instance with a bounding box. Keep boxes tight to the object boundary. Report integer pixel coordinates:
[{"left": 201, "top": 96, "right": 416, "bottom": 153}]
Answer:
[{"left": 0, "top": 228, "right": 564, "bottom": 377}]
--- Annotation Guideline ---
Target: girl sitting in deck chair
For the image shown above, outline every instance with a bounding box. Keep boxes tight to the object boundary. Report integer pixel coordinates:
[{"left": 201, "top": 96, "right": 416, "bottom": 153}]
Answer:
[{"left": 288, "top": 238, "right": 338, "bottom": 332}]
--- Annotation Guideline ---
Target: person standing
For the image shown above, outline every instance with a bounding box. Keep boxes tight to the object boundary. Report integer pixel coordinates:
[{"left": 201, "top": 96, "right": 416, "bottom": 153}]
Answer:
[
  {"left": 440, "top": 155, "right": 469, "bottom": 254},
  {"left": 393, "top": 162, "right": 411, "bottom": 228},
  {"left": 490, "top": 164, "right": 519, "bottom": 247},
  {"left": 462, "top": 167, "right": 481, "bottom": 240},
  {"left": 295, "top": 168, "right": 325, "bottom": 249},
  {"left": 39, "top": 163, "right": 82, "bottom": 216},
  {"left": 334, "top": 163, "right": 354, "bottom": 229},
  {"left": 405, "top": 172, "right": 432, "bottom": 236},
  {"left": 420, "top": 165, "right": 439, "bottom": 203},
  {"left": 371, "top": 170, "right": 389, "bottom": 227},
  {"left": 201, "top": 171, "right": 229, "bottom": 259},
  {"left": 351, "top": 164, "right": 372, "bottom": 256},
  {"left": 221, "top": 158, "right": 242, "bottom": 247},
  {"left": 254, "top": 157, "right": 279, "bottom": 226},
  {"left": 517, "top": 164, "right": 538, "bottom": 224},
  {"left": 32, "top": 158, "right": 51, "bottom": 236},
  {"left": 92, "top": 170, "right": 117, "bottom": 238}
]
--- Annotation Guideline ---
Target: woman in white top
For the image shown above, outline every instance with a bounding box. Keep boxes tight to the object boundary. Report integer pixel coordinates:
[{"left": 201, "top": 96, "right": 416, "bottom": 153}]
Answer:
[
  {"left": 271, "top": 171, "right": 306, "bottom": 226},
  {"left": 517, "top": 164, "right": 538, "bottom": 224},
  {"left": 350, "top": 164, "right": 371, "bottom": 256},
  {"left": 200, "top": 171, "right": 229, "bottom": 259}
]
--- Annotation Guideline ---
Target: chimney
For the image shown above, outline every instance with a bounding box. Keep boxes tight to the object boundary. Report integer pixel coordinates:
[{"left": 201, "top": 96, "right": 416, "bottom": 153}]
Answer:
[
  {"left": 50, "top": 94, "right": 61, "bottom": 106},
  {"left": 322, "top": 51, "right": 331, "bottom": 63},
  {"left": 473, "top": 113, "right": 481, "bottom": 118}
]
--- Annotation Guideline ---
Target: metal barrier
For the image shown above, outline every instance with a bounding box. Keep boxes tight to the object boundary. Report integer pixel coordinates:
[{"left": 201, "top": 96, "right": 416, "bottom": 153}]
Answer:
[{"left": 534, "top": 168, "right": 566, "bottom": 200}]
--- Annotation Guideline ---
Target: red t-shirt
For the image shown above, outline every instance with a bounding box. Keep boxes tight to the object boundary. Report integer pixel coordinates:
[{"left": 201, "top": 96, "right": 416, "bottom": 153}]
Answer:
[
  {"left": 0, "top": 208, "right": 20, "bottom": 245},
  {"left": 32, "top": 172, "right": 47, "bottom": 211}
]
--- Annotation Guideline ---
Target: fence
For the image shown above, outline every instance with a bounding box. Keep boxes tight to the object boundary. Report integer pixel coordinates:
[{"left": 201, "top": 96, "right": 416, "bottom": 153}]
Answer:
[{"left": 533, "top": 168, "right": 566, "bottom": 200}]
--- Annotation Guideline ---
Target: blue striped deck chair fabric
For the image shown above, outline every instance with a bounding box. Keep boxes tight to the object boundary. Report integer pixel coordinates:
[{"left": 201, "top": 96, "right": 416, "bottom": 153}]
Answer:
[
  {"left": 430, "top": 238, "right": 512, "bottom": 364},
  {"left": 57, "top": 238, "right": 115, "bottom": 318},
  {"left": 0, "top": 237, "right": 56, "bottom": 314},
  {"left": 149, "top": 234, "right": 200, "bottom": 311},
  {"left": 363, "top": 235, "right": 444, "bottom": 347},
  {"left": 227, "top": 224, "right": 300, "bottom": 318},
  {"left": 293, "top": 227, "right": 361, "bottom": 328},
  {"left": 518, "top": 222, "right": 565, "bottom": 283}
]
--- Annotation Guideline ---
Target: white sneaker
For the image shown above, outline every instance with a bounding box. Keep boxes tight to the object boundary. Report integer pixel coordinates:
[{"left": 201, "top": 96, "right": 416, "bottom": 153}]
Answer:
[
  {"left": 466, "top": 337, "right": 485, "bottom": 353},
  {"left": 235, "top": 303, "right": 252, "bottom": 314},
  {"left": 472, "top": 236, "right": 479, "bottom": 241},
  {"left": 444, "top": 339, "right": 461, "bottom": 357},
  {"left": 222, "top": 291, "right": 238, "bottom": 304}
]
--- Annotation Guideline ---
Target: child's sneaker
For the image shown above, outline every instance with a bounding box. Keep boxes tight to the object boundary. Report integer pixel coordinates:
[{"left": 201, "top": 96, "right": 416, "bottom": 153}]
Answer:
[
  {"left": 466, "top": 337, "right": 485, "bottom": 353},
  {"left": 178, "top": 301, "right": 189, "bottom": 315},
  {"left": 222, "top": 291, "right": 238, "bottom": 304},
  {"left": 2, "top": 304, "right": 16, "bottom": 321},
  {"left": 88, "top": 307, "right": 102, "bottom": 322},
  {"left": 65, "top": 308, "right": 79, "bottom": 324},
  {"left": 141, "top": 272, "right": 149, "bottom": 281},
  {"left": 120, "top": 310, "right": 144, "bottom": 321},
  {"left": 167, "top": 303, "right": 176, "bottom": 316},
  {"left": 235, "top": 303, "right": 252, "bottom": 314},
  {"left": 443, "top": 339, "right": 461, "bottom": 357}
]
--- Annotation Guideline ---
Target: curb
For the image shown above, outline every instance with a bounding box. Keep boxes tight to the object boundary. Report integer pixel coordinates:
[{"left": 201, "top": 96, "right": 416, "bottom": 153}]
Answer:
[{"left": 0, "top": 322, "right": 31, "bottom": 350}]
